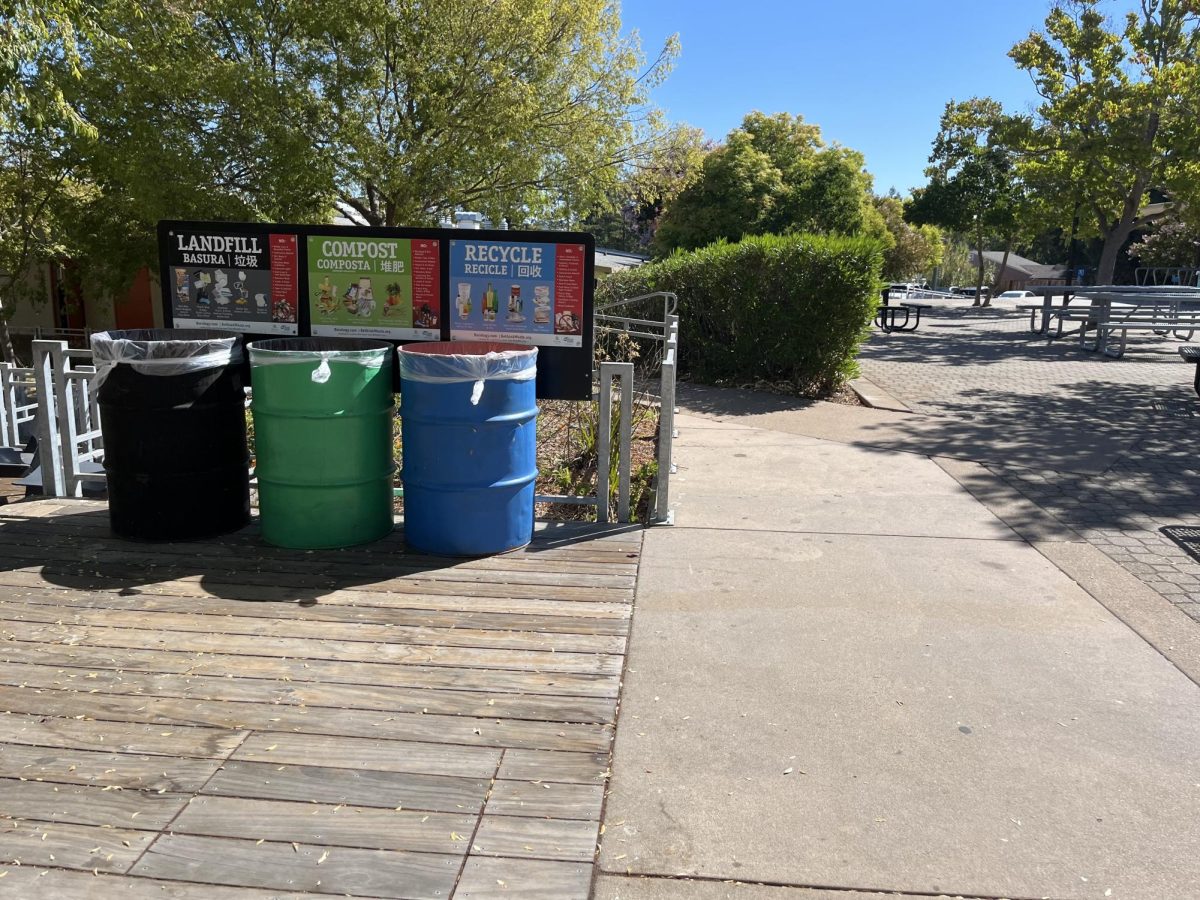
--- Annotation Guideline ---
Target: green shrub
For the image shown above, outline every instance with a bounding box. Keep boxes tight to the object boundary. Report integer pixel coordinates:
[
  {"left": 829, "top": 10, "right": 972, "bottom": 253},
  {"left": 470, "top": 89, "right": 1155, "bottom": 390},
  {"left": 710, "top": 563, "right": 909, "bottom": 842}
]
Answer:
[{"left": 596, "top": 232, "right": 883, "bottom": 394}]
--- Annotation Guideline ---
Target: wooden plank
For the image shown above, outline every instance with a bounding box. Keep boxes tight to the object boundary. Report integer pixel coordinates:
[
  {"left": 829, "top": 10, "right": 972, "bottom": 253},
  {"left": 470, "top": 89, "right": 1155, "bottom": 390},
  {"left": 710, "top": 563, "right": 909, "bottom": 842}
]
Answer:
[
  {"left": 0, "top": 686, "right": 614, "bottom": 752},
  {"left": 132, "top": 833, "right": 460, "bottom": 899},
  {"left": 0, "top": 571, "right": 638, "bottom": 607},
  {"left": 0, "top": 742, "right": 222, "bottom": 791},
  {"left": 485, "top": 780, "right": 604, "bottom": 821},
  {"left": 0, "top": 660, "right": 618, "bottom": 723},
  {"left": 0, "top": 527, "right": 641, "bottom": 575},
  {"left": 3, "top": 713, "right": 247, "bottom": 758},
  {"left": 234, "top": 732, "right": 500, "bottom": 779},
  {"left": 470, "top": 815, "right": 599, "bottom": 862},
  {"left": 454, "top": 855, "right": 592, "bottom": 900},
  {"left": 0, "top": 570, "right": 633, "bottom": 614},
  {"left": 0, "top": 598, "right": 627, "bottom": 654},
  {"left": 0, "top": 868, "right": 319, "bottom": 900},
  {"left": 203, "top": 759, "right": 488, "bottom": 814},
  {"left": 497, "top": 749, "right": 611, "bottom": 784},
  {"left": 172, "top": 795, "right": 475, "bottom": 854},
  {"left": 0, "top": 551, "right": 637, "bottom": 596},
  {"left": 482, "top": 782, "right": 604, "bottom": 825},
  {"left": 0, "top": 620, "right": 624, "bottom": 676},
  {"left": 0, "top": 779, "right": 188, "bottom": 830},
  {"left": 4, "top": 585, "right": 631, "bottom": 636},
  {"left": 0, "top": 641, "right": 622, "bottom": 699},
  {"left": 0, "top": 817, "right": 153, "bottom": 872}
]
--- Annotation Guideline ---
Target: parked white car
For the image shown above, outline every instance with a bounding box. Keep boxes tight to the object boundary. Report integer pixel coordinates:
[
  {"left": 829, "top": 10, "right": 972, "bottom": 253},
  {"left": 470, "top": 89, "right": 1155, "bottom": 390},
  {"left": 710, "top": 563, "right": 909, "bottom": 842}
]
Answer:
[{"left": 995, "top": 290, "right": 1038, "bottom": 300}]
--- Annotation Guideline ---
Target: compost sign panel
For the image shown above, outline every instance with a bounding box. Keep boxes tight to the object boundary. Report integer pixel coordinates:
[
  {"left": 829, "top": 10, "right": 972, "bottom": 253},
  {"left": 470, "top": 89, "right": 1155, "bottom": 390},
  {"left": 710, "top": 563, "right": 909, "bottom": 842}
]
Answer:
[
  {"left": 164, "top": 225, "right": 299, "bottom": 335},
  {"left": 448, "top": 238, "right": 586, "bottom": 347},
  {"left": 307, "top": 235, "right": 441, "bottom": 340}
]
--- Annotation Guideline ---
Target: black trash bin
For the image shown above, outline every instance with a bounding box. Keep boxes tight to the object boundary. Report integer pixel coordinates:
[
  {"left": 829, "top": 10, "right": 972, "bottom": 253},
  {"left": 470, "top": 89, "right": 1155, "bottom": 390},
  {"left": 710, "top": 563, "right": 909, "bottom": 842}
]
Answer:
[{"left": 91, "top": 329, "right": 250, "bottom": 541}]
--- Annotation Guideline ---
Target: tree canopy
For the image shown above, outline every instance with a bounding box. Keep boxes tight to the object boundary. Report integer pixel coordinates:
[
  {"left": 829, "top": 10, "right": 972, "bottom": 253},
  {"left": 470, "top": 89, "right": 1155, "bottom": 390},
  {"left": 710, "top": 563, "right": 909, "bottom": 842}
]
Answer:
[
  {"left": 652, "top": 112, "right": 881, "bottom": 254},
  {"left": 0, "top": 0, "right": 678, "bottom": 304},
  {"left": 1010, "top": 0, "right": 1200, "bottom": 283}
]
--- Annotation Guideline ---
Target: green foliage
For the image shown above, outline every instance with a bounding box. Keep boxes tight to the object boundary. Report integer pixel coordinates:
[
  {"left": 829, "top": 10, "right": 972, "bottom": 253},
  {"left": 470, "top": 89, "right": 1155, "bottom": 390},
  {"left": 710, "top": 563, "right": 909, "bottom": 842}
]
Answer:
[
  {"left": 1009, "top": 0, "right": 1200, "bottom": 282},
  {"left": 875, "top": 195, "right": 943, "bottom": 281},
  {"left": 1, "top": 0, "right": 678, "bottom": 308},
  {"left": 597, "top": 232, "right": 884, "bottom": 393},
  {"left": 653, "top": 112, "right": 878, "bottom": 255}
]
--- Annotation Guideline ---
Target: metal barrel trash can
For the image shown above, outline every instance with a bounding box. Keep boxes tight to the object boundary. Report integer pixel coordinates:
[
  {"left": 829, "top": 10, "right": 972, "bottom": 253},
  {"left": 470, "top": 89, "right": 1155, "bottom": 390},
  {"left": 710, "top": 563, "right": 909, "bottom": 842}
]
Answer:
[
  {"left": 249, "top": 338, "right": 395, "bottom": 549},
  {"left": 398, "top": 341, "right": 538, "bottom": 556},
  {"left": 90, "top": 329, "right": 249, "bottom": 541}
]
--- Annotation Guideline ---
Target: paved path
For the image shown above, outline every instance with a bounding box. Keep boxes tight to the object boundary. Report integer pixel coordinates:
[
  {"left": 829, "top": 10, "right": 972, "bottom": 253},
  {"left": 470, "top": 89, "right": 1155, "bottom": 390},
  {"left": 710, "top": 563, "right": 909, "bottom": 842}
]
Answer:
[
  {"left": 857, "top": 298, "right": 1200, "bottom": 621},
  {"left": 600, "top": 391, "right": 1200, "bottom": 900}
]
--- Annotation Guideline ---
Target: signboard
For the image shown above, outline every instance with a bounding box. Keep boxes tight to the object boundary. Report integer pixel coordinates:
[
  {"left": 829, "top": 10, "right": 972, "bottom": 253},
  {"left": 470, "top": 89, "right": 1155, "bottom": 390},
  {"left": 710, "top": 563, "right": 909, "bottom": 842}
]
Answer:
[
  {"left": 164, "top": 224, "right": 299, "bottom": 335},
  {"left": 448, "top": 238, "right": 586, "bottom": 347},
  {"left": 307, "top": 235, "right": 441, "bottom": 340},
  {"left": 159, "top": 221, "right": 594, "bottom": 399}
]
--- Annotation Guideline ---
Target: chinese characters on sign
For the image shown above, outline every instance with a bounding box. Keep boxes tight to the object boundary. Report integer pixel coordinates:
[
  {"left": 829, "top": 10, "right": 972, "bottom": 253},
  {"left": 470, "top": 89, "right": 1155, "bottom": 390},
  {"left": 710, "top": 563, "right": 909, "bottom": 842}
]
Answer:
[
  {"left": 448, "top": 239, "right": 585, "bottom": 347},
  {"left": 167, "top": 228, "right": 299, "bottom": 335},
  {"left": 307, "top": 236, "right": 441, "bottom": 340}
]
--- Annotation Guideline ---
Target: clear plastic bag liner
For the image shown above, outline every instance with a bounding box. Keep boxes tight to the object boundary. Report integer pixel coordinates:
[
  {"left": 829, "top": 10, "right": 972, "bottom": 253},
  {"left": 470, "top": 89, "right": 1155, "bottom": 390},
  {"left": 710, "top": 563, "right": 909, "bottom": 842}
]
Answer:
[
  {"left": 90, "top": 330, "right": 241, "bottom": 391},
  {"left": 249, "top": 342, "right": 391, "bottom": 385},
  {"left": 399, "top": 347, "right": 536, "bottom": 405}
]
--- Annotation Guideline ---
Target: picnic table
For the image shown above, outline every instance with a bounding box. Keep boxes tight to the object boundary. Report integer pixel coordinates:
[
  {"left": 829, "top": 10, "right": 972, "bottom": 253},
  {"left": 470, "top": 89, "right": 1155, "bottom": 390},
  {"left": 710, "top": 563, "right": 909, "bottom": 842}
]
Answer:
[{"left": 1018, "top": 284, "right": 1200, "bottom": 337}]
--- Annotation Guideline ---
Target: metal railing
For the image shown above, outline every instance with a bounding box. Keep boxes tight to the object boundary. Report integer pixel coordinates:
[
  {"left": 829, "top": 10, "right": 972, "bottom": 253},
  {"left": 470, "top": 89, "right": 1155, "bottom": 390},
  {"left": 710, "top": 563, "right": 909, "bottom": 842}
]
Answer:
[
  {"left": 534, "top": 360, "right": 636, "bottom": 524},
  {"left": 32, "top": 340, "right": 104, "bottom": 497},
  {"left": 594, "top": 291, "right": 679, "bottom": 525},
  {"left": 0, "top": 362, "right": 37, "bottom": 448}
]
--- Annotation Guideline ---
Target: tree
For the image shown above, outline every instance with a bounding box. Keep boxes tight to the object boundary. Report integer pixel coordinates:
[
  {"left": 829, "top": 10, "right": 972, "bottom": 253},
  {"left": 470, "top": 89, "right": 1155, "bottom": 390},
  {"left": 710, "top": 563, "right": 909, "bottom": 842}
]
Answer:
[
  {"left": 874, "top": 195, "right": 943, "bottom": 281},
  {"left": 580, "top": 123, "right": 708, "bottom": 251},
  {"left": 1010, "top": 0, "right": 1200, "bottom": 284},
  {"left": 907, "top": 98, "right": 1023, "bottom": 305},
  {"left": 3, "top": 0, "right": 679, "bottom": 318},
  {"left": 316, "top": 0, "right": 677, "bottom": 227},
  {"left": 653, "top": 111, "right": 880, "bottom": 254}
]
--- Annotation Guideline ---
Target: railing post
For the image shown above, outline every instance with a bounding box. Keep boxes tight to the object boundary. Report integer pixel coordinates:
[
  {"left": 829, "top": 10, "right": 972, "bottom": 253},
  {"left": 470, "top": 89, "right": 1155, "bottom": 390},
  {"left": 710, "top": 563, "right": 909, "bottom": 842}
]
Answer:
[
  {"left": 596, "top": 367, "right": 612, "bottom": 524},
  {"left": 33, "top": 340, "right": 67, "bottom": 497},
  {"left": 616, "top": 363, "right": 632, "bottom": 524},
  {"left": 654, "top": 315, "right": 679, "bottom": 525},
  {"left": 0, "top": 364, "right": 11, "bottom": 447}
]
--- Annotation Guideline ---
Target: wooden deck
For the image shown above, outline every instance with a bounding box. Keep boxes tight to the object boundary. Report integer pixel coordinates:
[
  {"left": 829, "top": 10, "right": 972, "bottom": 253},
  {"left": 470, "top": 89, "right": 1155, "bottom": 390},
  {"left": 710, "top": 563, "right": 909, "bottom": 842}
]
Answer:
[{"left": 0, "top": 500, "right": 641, "bottom": 899}]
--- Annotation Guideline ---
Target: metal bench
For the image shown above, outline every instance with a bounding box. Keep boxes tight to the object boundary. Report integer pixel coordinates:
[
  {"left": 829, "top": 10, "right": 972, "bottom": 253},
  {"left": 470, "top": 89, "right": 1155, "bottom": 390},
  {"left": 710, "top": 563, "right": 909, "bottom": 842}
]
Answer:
[
  {"left": 875, "top": 302, "right": 933, "bottom": 333},
  {"left": 1092, "top": 304, "right": 1200, "bottom": 357},
  {"left": 1180, "top": 346, "right": 1200, "bottom": 397}
]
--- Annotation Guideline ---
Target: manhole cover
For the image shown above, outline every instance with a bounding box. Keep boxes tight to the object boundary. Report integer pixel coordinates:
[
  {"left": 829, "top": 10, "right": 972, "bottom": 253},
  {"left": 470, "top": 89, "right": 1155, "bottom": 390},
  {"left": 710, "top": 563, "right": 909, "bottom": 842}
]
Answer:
[{"left": 1162, "top": 526, "right": 1200, "bottom": 563}]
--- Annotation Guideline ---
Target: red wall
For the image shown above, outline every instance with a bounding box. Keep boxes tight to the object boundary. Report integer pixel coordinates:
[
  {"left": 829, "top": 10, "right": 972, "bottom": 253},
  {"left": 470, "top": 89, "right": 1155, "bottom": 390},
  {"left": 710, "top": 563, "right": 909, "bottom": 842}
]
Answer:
[{"left": 115, "top": 267, "right": 156, "bottom": 329}]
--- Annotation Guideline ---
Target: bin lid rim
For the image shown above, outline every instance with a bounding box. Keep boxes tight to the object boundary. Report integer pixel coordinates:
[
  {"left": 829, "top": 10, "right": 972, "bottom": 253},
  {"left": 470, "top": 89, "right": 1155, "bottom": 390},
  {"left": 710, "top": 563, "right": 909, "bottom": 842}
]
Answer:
[{"left": 398, "top": 341, "right": 536, "bottom": 357}]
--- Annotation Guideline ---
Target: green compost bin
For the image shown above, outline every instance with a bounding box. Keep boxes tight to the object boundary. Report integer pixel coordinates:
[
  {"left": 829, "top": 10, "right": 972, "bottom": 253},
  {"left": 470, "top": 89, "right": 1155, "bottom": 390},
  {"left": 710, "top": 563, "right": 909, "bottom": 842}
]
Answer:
[{"left": 248, "top": 338, "right": 395, "bottom": 549}]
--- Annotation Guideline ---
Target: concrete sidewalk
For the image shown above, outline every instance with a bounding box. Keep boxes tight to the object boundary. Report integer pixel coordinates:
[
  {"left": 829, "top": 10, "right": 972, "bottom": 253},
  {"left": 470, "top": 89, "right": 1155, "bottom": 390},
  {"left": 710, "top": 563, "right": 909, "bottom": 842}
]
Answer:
[{"left": 597, "top": 396, "right": 1200, "bottom": 900}]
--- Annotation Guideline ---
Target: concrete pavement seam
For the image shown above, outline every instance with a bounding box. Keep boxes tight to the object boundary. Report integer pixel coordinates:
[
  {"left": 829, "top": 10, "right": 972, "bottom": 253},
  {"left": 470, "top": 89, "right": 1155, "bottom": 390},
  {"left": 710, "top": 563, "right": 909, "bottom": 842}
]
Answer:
[{"left": 593, "top": 869, "right": 1067, "bottom": 900}]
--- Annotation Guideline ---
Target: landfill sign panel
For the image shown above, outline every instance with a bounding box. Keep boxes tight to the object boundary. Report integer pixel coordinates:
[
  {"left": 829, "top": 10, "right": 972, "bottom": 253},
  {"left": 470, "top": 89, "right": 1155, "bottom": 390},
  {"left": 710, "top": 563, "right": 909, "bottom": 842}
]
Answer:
[
  {"left": 307, "top": 235, "right": 441, "bottom": 340},
  {"left": 166, "top": 226, "right": 299, "bottom": 335}
]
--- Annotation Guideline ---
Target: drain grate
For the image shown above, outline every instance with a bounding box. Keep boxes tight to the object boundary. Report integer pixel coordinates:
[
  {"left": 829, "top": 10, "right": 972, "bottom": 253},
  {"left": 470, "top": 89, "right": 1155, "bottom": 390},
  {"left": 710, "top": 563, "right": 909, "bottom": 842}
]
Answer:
[
  {"left": 1162, "top": 526, "right": 1200, "bottom": 563},
  {"left": 1150, "top": 399, "right": 1198, "bottom": 418}
]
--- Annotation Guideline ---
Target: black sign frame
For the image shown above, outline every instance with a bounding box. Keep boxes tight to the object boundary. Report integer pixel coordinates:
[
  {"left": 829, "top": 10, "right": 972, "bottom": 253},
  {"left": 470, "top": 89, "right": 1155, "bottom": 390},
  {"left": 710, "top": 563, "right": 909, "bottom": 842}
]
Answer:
[{"left": 158, "top": 220, "right": 595, "bottom": 400}]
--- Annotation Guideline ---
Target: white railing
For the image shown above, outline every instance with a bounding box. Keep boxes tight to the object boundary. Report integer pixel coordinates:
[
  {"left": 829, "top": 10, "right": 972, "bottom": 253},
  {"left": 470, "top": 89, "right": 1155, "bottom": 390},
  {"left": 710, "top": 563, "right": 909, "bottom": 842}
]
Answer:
[
  {"left": 32, "top": 340, "right": 104, "bottom": 497},
  {"left": 592, "top": 292, "right": 678, "bottom": 525},
  {"left": 0, "top": 362, "right": 37, "bottom": 449}
]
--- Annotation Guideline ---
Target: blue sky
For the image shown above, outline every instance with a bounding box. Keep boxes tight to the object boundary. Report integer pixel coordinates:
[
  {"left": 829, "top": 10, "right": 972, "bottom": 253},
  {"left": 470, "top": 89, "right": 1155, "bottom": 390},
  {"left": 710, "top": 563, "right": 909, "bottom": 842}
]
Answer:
[{"left": 620, "top": 0, "right": 1127, "bottom": 195}]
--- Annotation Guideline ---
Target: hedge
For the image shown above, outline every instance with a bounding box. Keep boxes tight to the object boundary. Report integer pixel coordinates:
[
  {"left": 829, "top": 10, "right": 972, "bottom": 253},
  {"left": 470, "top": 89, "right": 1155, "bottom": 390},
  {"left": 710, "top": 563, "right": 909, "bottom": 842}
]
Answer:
[{"left": 596, "top": 233, "right": 884, "bottom": 394}]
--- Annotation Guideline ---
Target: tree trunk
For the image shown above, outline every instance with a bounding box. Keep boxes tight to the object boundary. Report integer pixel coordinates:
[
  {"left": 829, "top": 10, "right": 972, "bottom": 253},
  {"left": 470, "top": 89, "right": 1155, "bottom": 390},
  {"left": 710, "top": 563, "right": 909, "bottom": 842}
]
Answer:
[
  {"left": 973, "top": 232, "right": 986, "bottom": 307},
  {"left": 0, "top": 294, "right": 16, "bottom": 366},
  {"left": 988, "top": 237, "right": 1014, "bottom": 307},
  {"left": 1096, "top": 223, "right": 1136, "bottom": 285}
]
